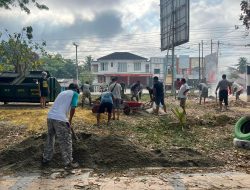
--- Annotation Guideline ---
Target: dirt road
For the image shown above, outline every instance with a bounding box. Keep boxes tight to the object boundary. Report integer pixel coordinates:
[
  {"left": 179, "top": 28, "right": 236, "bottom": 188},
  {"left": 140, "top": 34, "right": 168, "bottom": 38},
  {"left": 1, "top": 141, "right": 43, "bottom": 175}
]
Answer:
[{"left": 1, "top": 169, "right": 250, "bottom": 190}]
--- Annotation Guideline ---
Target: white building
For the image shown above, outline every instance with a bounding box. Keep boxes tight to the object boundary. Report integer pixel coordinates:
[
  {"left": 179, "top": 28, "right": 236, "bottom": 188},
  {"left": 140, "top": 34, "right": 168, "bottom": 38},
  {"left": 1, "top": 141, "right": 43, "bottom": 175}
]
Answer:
[
  {"left": 91, "top": 52, "right": 152, "bottom": 87},
  {"left": 91, "top": 52, "right": 205, "bottom": 90}
]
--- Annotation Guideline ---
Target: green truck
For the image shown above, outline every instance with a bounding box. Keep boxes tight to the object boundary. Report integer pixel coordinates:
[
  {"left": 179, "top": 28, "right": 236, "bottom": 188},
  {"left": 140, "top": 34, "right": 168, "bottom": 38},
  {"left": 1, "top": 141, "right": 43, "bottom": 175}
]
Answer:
[{"left": 0, "top": 71, "right": 61, "bottom": 103}]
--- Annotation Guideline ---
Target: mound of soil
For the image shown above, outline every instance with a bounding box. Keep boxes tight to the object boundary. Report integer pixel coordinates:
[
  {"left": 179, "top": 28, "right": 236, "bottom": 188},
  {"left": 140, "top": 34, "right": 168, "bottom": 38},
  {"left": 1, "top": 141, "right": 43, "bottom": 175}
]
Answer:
[{"left": 0, "top": 132, "right": 224, "bottom": 172}]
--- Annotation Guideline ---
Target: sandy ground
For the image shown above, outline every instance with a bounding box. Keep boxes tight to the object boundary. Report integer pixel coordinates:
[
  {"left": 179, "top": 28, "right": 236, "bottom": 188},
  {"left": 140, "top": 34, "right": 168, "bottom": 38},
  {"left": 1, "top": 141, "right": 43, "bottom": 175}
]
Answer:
[
  {"left": 1, "top": 169, "right": 250, "bottom": 190},
  {"left": 1, "top": 93, "right": 250, "bottom": 189}
]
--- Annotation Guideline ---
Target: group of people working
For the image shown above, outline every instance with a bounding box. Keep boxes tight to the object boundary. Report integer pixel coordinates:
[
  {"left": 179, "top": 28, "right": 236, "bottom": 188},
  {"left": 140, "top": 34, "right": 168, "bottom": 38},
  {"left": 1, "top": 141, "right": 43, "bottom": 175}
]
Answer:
[{"left": 41, "top": 74, "right": 244, "bottom": 169}]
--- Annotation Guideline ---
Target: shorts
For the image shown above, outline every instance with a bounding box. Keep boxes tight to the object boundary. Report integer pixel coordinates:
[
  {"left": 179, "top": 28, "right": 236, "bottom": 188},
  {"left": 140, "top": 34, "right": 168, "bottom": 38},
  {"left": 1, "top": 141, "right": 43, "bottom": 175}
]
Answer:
[
  {"left": 98, "top": 102, "right": 113, "bottom": 114},
  {"left": 113, "top": 98, "right": 121, "bottom": 109},
  {"left": 40, "top": 90, "right": 48, "bottom": 97},
  {"left": 180, "top": 98, "right": 186, "bottom": 107},
  {"left": 219, "top": 90, "right": 228, "bottom": 106},
  {"left": 82, "top": 91, "right": 91, "bottom": 98},
  {"left": 154, "top": 96, "right": 165, "bottom": 106},
  {"left": 200, "top": 89, "right": 208, "bottom": 98}
]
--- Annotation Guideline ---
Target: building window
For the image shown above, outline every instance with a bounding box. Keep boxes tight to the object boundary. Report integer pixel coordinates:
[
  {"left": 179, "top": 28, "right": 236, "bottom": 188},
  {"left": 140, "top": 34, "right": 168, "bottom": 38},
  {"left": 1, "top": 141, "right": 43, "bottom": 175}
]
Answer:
[
  {"left": 111, "top": 62, "right": 113, "bottom": 67},
  {"left": 154, "top": 69, "right": 160, "bottom": 74},
  {"left": 134, "top": 62, "right": 141, "bottom": 71},
  {"left": 118, "top": 62, "right": 127, "bottom": 72},
  {"left": 92, "top": 65, "right": 98, "bottom": 72},
  {"left": 145, "top": 64, "right": 149, "bottom": 73},
  {"left": 100, "top": 62, "right": 108, "bottom": 71}
]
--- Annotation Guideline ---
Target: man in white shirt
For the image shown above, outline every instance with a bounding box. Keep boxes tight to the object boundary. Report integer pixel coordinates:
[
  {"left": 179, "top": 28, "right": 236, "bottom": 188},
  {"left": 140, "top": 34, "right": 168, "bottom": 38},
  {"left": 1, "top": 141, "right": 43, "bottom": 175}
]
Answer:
[
  {"left": 42, "top": 83, "right": 79, "bottom": 169},
  {"left": 109, "top": 77, "right": 122, "bottom": 120},
  {"left": 177, "top": 78, "right": 190, "bottom": 114},
  {"left": 232, "top": 81, "right": 244, "bottom": 101},
  {"left": 81, "top": 81, "right": 92, "bottom": 107}
]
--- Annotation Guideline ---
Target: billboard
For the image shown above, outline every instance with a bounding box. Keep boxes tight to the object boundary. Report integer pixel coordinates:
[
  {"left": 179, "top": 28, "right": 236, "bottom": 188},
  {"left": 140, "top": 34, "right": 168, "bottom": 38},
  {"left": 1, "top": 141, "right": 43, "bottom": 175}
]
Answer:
[
  {"left": 179, "top": 55, "right": 189, "bottom": 69},
  {"left": 160, "top": 0, "right": 190, "bottom": 51},
  {"left": 205, "top": 53, "right": 218, "bottom": 83}
]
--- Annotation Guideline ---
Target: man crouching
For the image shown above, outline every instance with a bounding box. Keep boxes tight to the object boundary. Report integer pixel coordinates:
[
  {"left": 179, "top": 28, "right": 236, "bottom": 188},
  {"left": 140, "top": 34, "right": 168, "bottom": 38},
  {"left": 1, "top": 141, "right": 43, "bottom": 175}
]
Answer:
[{"left": 97, "top": 89, "right": 113, "bottom": 127}]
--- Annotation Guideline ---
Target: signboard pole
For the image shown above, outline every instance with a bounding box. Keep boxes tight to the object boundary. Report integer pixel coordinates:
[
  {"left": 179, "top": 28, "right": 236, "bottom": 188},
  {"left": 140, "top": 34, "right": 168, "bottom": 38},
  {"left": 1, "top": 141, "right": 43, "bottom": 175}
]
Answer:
[
  {"left": 164, "top": 49, "right": 169, "bottom": 95},
  {"left": 199, "top": 43, "right": 201, "bottom": 81},
  {"left": 171, "top": 0, "right": 175, "bottom": 95}
]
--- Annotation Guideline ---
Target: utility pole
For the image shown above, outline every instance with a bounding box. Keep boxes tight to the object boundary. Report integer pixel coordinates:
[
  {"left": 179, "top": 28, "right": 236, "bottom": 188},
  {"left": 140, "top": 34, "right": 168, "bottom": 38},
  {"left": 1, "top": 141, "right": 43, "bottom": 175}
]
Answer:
[
  {"left": 199, "top": 43, "right": 201, "bottom": 81},
  {"left": 201, "top": 40, "right": 204, "bottom": 79},
  {"left": 211, "top": 39, "right": 213, "bottom": 54},
  {"left": 73, "top": 42, "right": 79, "bottom": 85},
  {"left": 217, "top": 40, "right": 220, "bottom": 77}
]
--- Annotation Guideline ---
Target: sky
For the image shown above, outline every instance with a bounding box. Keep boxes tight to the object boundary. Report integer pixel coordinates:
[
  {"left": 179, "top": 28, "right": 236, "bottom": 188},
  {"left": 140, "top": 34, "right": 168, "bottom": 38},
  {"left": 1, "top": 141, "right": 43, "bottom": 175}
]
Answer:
[{"left": 0, "top": 0, "right": 249, "bottom": 70}]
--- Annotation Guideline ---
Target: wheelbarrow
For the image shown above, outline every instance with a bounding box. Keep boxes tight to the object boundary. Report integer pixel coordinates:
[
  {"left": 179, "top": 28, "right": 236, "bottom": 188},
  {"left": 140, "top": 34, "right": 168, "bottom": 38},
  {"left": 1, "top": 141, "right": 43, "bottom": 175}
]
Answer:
[{"left": 122, "top": 101, "right": 144, "bottom": 115}]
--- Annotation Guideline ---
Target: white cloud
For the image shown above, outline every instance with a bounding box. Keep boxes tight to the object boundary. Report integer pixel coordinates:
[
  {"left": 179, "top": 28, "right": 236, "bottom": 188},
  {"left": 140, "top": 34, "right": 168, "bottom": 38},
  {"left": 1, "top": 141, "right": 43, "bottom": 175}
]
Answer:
[{"left": 0, "top": 0, "right": 249, "bottom": 66}]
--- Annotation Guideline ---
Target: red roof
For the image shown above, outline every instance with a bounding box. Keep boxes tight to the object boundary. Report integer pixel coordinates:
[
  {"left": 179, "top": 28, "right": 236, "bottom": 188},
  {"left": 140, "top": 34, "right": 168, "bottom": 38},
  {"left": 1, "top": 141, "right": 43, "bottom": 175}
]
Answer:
[{"left": 98, "top": 73, "right": 152, "bottom": 77}]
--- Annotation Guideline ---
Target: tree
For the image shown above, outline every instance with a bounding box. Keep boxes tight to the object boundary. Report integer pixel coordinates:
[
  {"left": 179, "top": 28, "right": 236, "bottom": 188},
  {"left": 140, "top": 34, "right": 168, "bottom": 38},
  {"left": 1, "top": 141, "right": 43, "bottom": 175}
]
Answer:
[
  {"left": 227, "top": 67, "right": 240, "bottom": 80},
  {"left": 0, "top": 26, "right": 47, "bottom": 74},
  {"left": 83, "top": 55, "right": 93, "bottom": 72},
  {"left": 0, "top": 0, "right": 48, "bottom": 14},
  {"left": 240, "top": 1, "right": 250, "bottom": 29},
  {"left": 39, "top": 54, "right": 78, "bottom": 79},
  {"left": 79, "top": 71, "right": 95, "bottom": 84},
  {"left": 236, "top": 57, "right": 248, "bottom": 74}
]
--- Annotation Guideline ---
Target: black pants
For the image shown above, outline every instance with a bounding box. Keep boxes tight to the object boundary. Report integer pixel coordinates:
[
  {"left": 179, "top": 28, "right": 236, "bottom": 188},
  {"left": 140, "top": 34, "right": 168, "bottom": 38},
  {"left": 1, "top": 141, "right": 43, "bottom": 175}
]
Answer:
[{"left": 219, "top": 90, "right": 228, "bottom": 106}]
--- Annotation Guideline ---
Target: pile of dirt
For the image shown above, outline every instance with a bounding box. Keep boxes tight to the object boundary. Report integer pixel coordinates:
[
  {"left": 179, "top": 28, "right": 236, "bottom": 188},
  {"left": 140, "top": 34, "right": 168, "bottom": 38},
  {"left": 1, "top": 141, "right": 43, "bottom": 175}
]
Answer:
[
  {"left": 187, "top": 114, "right": 237, "bottom": 127},
  {"left": 0, "top": 132, "right": 224, "bottom": 172},
  {"left": 229, "top": 100, "right": 247, "bottom": 108}
]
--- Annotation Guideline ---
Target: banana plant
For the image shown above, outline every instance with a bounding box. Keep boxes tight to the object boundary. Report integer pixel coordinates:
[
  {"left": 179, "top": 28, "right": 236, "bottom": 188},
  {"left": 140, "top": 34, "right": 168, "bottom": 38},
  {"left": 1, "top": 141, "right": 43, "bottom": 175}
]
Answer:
[{"left": 171, "top": 107, "right": 187, "bottom": 130}]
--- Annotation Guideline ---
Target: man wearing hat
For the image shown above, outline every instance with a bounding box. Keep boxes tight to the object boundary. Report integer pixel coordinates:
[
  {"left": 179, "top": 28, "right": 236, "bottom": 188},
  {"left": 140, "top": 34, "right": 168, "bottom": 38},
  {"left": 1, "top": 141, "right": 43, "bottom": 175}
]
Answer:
[{"left": 42, "top": 83, "right": 80, "bottom": 169}]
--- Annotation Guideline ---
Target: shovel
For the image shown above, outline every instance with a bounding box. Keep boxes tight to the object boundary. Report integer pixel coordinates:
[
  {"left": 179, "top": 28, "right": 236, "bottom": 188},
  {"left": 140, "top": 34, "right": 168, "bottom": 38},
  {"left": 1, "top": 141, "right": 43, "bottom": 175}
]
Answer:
[
  {"left": 71, "top": 127, "right": 79, "bottom": 141},
  {"left": 215, "top": 92, "right": 218, "bottom": 104},
  {"left": 67, "top": 122, "right": 79, "bottom": 141}
]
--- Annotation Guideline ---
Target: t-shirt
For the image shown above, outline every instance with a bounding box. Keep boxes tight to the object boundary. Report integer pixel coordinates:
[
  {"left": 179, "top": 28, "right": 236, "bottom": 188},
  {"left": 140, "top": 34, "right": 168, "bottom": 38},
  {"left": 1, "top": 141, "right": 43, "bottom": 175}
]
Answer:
[
  {"left": 198, "top": 83, "right": 208, "bottom": 92},
  {"left": 216, "top": 79, "right": 230, "bottom": 91},
  {"left": 100, "top": 91, "right": 113, "bottom": 104},
  {"left": 39, "top": 78, "right": 49, "bottom": 92},
  {"left": 232, "top": 82, "right": 243, "bottom": 92},
  {"left": 131, "top": 83, "right": 142, "bottom": 93},
  {"left": 109, "top": 82, "right": 121, "bottom": 99},
  {"left": 178, "top": 83, "right": 189, "bottom": 99},
  {"left": 48, "top": 90, "right": 79, "bottom": 122},
  {"left": 153, "top": 81, "right": 164, "bottom": 98},
  {"left": 81, "top": 83, "right": 90, "bottom": 93}
]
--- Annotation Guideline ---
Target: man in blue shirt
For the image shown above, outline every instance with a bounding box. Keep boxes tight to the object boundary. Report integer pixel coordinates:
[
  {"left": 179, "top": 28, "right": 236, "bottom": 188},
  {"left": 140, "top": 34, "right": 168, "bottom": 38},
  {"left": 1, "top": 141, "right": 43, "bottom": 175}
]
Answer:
[
  {"left": 153, "top": 76, "right": 166, "bottom": 115},
  {"left": 96, "top": 90, "right": 113, "bottom": 126}
]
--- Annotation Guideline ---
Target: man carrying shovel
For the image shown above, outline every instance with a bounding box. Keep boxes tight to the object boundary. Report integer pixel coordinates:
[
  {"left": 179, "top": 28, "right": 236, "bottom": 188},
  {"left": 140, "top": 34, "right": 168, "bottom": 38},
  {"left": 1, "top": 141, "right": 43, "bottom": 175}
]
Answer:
[
  {"left": 215, "top": 74, "right": 231, "bottom": 111},
  {"left": 42, "top": 83, "right": 80, "bottom": 169}
]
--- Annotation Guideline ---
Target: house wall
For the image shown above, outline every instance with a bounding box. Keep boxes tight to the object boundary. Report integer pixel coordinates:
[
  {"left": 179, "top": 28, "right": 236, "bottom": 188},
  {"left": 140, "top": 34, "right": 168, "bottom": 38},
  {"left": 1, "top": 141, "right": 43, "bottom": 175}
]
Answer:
[
  {"left": 150, "top": 57, "right": 165, "bottom": 81},
  {"left": 95, "top": 59, "right": 149, "bottom": 74}
]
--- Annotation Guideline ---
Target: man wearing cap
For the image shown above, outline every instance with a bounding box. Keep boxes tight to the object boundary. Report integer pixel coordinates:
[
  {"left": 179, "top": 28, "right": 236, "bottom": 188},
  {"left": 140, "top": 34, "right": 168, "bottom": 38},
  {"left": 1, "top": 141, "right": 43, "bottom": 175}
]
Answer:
[
  {"left": 42, "top": 83, "right": 80, "bottom": 168},
  {"left": 39, "top": 71, "right": 49, "bottom": 108}
]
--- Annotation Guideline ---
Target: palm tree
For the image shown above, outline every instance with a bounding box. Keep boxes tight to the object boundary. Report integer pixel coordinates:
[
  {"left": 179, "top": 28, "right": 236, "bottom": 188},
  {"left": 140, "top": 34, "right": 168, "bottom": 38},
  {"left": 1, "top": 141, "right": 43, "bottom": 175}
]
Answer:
[{"left": 235, "top": 57, "right": 248, "bottom": 74}]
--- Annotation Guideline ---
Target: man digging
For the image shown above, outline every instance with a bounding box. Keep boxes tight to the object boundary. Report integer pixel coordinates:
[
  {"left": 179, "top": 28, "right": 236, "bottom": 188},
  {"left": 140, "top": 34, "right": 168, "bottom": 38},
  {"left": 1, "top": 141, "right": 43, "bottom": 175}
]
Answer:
[
  {"left": 96, "top": 88, "right": 113, "bottom": 127},
  {"left": 198, "top": 82, "right": 208, "bottom": 105},
  {"left": 153, "top": 76, "right": 166, "bottom": 115},
  {"left": 177, "top": 78, "right": 189, "bottom": 114},
  {"left": 42, "top": 83, "right": 80, "bottom": 169},
  {"left": 215, "top": 74, "right": 231, "bottom": 111}
]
